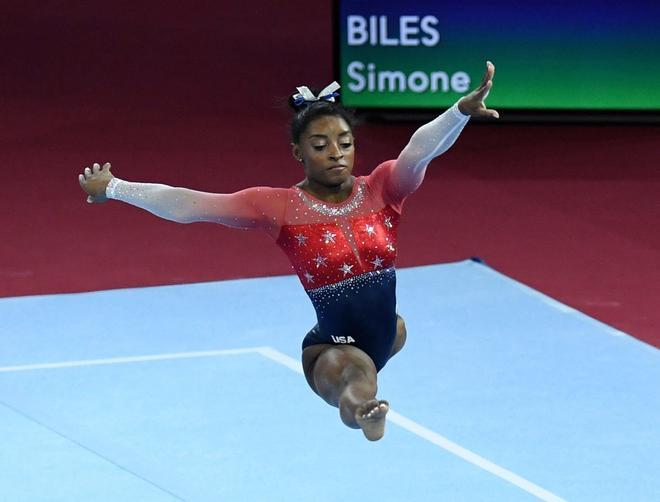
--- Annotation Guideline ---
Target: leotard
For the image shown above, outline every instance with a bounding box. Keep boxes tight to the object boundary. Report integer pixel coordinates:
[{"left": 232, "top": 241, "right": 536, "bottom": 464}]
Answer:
[{"left": 105, "top": 103, "right": 469, "bottom": 370}]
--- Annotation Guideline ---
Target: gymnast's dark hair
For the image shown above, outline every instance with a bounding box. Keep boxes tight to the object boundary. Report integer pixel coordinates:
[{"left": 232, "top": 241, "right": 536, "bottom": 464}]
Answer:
[{"left": 288, "top": 90, "right": 356, "bottom": 144}]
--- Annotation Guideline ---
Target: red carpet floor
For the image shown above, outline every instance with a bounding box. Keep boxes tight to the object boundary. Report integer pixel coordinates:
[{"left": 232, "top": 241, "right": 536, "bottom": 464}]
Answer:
[{"left": 1, "top": 3, "right": 658, "bottom": 347}]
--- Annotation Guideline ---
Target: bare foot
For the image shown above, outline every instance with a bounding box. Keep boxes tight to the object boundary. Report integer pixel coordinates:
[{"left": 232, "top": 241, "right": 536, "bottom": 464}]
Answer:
[{"left": 355, "top": 399, "right": 389, "bottom": 441}]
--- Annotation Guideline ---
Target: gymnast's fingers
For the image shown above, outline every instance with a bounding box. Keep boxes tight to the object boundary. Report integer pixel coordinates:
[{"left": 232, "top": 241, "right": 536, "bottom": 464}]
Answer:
[
  {"left": 478, "top": 61, "right": 495, "bottom": 90},
  {"left": 473, "top": 79, "right": 492, "bottom": 101},
  {"left": 485, "top": 107, "right": 500, "bottom": 119},
  {"left": 486, "top": 60, "right": 495, "bottom": 82}
]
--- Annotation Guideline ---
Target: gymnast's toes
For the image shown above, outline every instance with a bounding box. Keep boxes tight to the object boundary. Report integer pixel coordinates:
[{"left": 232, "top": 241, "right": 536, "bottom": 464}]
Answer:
[{"left": 356, "top": 399, "right": 389, "bottom": 441}]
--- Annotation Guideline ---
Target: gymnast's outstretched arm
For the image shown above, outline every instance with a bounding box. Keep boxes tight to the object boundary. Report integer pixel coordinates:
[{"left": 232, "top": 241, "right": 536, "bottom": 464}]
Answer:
[
  {"left": 78, "top": 163, "right": 284, "bottom": 233},
  {"left": 391, "top": 61, "right": 499, "bottom": 197}
]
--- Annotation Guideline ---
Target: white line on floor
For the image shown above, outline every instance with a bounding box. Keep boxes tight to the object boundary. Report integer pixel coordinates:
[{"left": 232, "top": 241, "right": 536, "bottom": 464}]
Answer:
[
  {"left": 258, "top": 346, "right": 567, "bottom": 502},
  {"left": 0, "top": 347, "right": 264, "bottom": 373},
  {"left": 1, "top": 345, "right": 566, "bottom": 501}
]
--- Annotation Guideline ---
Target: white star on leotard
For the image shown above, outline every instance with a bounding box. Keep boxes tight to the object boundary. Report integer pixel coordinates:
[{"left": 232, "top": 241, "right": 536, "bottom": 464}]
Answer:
[
  {"left": 339, "top": 263, "right": 354, "bottom": 276},
  {"left": 303, "top": 271, "right": 315, "bottom": 283},
  {"left": 294, "top": 233, "right": 308, "bottom": 246},
  {"left": 313, "top": 254, "right": 328, "bottom": 268},
  {"left": 370, "top": 256, "right": 384, "bottom": 269},
  {"left": 322, "top": 230, "right": 336, "bottom": 244},
  {"left": 365, "top": 224, "right": 376, "bottom": 236},
  {"left": 384, "top": 217, "right": 393, "bottom": 229}
]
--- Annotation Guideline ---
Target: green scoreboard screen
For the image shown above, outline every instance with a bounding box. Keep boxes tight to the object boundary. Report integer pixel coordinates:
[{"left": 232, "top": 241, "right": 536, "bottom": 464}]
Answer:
[{"left": 335, "top": 1, "right": 660, "bottom": 117}]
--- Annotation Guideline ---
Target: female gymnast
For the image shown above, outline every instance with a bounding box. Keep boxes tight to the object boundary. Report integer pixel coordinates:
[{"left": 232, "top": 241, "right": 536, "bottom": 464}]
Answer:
[{"left": 79, "top": 62, "right": 498, "bottom": 441}]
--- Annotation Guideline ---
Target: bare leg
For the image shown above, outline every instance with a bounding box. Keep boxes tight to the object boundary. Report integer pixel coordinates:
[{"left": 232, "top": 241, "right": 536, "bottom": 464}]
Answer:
[
  {"left": 390, "top": 314, "right": 407, "bottom": 357},
  {"left": 301, "top": 315, "right": 407, "bottom": 441},
  {"left": 303, "top": 344, "right": 388, "bottom": 441}
]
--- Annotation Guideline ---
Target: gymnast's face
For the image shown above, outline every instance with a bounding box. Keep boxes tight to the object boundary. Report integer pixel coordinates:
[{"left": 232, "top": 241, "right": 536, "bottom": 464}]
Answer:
[{"left": 293, "top": 115, "right": 355, "bottom": 188}]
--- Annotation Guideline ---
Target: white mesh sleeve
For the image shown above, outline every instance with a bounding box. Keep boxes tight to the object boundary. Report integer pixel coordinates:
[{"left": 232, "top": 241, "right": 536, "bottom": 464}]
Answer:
[
  {"left": 391, "top": 102, "right": 470, "bottom": 196},
  {"left": 105, "top": 178, "right": 281, "bottom": 231}
]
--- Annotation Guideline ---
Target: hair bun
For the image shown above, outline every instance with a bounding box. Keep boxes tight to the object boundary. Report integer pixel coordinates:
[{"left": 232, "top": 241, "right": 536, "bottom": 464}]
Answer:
[
  {"left": 288, "top": 90, "right": 318, "bottom": 112},
  {"left": 289, "top": 82, "right": 341, "bottom": 113}
]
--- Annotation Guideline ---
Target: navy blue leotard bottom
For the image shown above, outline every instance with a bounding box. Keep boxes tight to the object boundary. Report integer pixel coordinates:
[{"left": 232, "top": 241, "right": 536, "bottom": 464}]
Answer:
[{"left": 301, "top": 267, "right": 398, "bottom": 372}]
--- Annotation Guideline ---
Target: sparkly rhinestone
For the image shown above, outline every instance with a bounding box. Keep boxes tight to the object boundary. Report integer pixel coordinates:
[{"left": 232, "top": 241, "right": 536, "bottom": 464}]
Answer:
[
  {"left": 295, "top": 233, "right": 308, "bottom": 246},
  {"left": 370, "top": 256, "right": 384, "bottom": 269},
  {"left": 322, "top": 230, "right": 336, "bottom": 244},
  {"left": 339, "top": 263, "right": 354, "bottom": 276},
  {"left": 314, "top": 255, "right": 328, "bottom": 268},
  {"left": 307, "top": 268, "right": 395, "bottom": 304},
  {"left": 296, "top": 181, "right": 365, "bottom": 216}
]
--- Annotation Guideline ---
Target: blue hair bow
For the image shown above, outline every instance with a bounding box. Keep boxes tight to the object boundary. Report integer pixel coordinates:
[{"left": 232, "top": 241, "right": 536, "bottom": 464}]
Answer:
[{"left": 293, "top": 81, "right": 341, "bottom": 107}]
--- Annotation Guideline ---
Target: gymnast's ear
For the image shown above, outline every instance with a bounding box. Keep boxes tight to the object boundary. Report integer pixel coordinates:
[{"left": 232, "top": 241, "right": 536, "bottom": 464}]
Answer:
[{"left": 291, "top": 143, "right": 303, "bottom": 164}]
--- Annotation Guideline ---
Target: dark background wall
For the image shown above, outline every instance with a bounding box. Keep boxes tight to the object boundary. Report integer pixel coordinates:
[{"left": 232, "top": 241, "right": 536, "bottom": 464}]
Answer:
[{"left": 1, "top": 2, "right": 658, "bottom": 347}]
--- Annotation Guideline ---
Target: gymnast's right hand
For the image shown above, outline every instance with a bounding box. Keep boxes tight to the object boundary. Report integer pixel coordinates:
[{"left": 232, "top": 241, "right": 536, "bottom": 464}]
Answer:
[{"left": 79, "top": 162, "right": 113, "bottom": 203}]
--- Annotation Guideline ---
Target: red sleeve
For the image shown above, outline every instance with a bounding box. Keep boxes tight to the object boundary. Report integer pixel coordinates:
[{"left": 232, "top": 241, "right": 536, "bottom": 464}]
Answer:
[
  {"left": 201, "top": 186, "right": 288, "bottom": 237},
  {"left": 364, "top": 160, "right": 407, "bottom": 214}
]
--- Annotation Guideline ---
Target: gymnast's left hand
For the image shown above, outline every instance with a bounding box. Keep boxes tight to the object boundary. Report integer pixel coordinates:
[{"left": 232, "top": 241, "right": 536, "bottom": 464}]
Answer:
[
  {"left": 78, "top": 162, "right": 113, "bottom": 204},
  {"left": 457, "top": 61, "right": 500, "bottom": 119}
]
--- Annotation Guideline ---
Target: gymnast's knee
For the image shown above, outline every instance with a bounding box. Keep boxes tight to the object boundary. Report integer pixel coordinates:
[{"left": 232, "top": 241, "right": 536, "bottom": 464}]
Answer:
[
  {"left": 316, "top": 347, "right": 375, "bottom": 382},
  {"left": 390, "top": 314, "right": 407, "bottom": 357}
]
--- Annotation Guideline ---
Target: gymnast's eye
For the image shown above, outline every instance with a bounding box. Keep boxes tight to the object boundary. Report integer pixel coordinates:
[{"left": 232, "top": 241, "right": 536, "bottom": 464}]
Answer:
[
  {"left": 341, "top": 142, "right": 352, "bottom": 149},
  {"left": 312, "top": 145, "right": 326, "bottom": 151}
]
